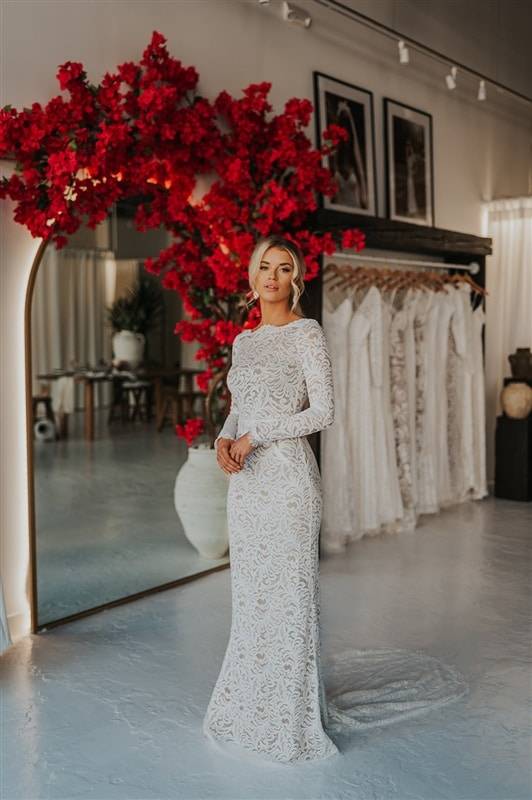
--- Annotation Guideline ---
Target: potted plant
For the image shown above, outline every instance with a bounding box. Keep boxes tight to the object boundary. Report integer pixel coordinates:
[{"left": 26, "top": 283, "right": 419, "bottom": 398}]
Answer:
[{"left": 107, "top": 276, "right": 164, "bottom": 369}]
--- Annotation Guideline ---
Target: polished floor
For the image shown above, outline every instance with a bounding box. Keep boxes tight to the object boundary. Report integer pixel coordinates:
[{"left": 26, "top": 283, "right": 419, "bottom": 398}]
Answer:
[
  {"left": 33, "top": 407, "right": 228, "bottom": 625},
  {"left": 2, "top": 496, "right": 531, "bottom": 800}
]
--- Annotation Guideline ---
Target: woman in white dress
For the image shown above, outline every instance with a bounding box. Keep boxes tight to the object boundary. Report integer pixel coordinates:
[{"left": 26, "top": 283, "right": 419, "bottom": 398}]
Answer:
[{"left": 203, "top": 235, "right": 339, "bottom": 763}]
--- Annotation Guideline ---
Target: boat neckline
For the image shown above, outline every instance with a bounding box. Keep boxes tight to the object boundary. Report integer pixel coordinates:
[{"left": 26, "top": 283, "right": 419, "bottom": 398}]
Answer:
[{"left": 242, "top": 317, "right": 309, "bottom": 335}]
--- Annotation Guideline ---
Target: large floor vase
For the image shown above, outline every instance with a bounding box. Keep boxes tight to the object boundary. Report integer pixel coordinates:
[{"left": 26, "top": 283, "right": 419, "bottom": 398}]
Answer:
[{"left": 174, "top": 445, "right": 229, "bottom": 559}]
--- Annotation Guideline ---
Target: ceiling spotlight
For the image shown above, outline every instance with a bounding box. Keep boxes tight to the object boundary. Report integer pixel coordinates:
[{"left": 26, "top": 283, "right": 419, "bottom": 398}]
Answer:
[
  {"left": 282, "top": 1, "right": 312, "bottom": 28},
  {"left": 257, "top": 0, "right": 271, "bottom": 5},
  {"left": 445, "top": 66, "right": 458, "bottom": 90},
  {"left": 478, "top": 79, "right": 487, "bottom": 101},
  {"left": 398, "top": 39, "right": 409, "bottom": 64}
]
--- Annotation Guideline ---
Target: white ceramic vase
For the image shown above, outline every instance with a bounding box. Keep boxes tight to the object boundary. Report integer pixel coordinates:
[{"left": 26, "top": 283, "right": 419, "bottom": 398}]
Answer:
[
  {"left": 174, "top": 445, "right": 229, "bottom": 559},
  {"left": 112, "top": 330, "right": 145, "bottom": 369},
  {"left": 500, "top": 382, "right": 532, "bottom": 419}
]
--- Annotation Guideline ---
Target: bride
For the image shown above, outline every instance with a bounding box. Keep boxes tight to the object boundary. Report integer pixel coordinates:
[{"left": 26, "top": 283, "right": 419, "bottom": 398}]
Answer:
[
  {"left": 203, "top": 234, "right": 339, "bottom": 763},
  {"left": 202, "top": 235, "right": 468, "bottom": 765}
]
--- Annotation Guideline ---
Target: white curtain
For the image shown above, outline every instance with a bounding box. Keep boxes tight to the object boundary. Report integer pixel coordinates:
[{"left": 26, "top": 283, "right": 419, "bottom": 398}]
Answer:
[
  {"left": 482, "top": 197, "right": 532, "bottom": 482},
  {"left": 31, "top": 248, "right": 117, "bottom": 409}
]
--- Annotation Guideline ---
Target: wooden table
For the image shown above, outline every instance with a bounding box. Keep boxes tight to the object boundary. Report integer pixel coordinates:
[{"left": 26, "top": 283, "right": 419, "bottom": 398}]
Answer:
[{"left": 37, "top": 367, "right": 189, "bottom": 441}]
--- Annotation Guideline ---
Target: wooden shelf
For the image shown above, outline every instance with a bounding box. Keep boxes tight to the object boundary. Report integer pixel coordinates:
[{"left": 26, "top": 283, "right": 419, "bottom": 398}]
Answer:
[{"left": 309, "top": 209, "right": 492, "bottom": 259}]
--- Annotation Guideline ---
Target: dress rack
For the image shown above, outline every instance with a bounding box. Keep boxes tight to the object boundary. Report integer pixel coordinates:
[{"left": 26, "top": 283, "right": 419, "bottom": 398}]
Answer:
[
  {"left": 325, "top": 252, "right": 481, "bottom": 274},
  {"left": 305, "top": 213, "right": 493, "bottom": 471}
]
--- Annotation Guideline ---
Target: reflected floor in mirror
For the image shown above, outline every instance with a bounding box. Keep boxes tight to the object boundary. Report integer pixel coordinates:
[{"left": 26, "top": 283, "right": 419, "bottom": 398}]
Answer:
[{"left": 33, "top": 407, "right": 228, "bottom": 626}]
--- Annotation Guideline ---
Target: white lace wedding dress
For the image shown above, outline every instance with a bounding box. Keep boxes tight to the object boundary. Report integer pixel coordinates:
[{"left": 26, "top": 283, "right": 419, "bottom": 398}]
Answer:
[
  {"left": 203, "top": 316, "right": 468, "bottom": 765},
  {"left": 204, "top": 318, "right": 339, "bottom": 763}
]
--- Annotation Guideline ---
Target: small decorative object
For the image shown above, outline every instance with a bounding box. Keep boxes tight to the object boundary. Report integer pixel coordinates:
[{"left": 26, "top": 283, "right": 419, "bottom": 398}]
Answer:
[
  {"left": 174, "top": 443, "right": 229, "bottom": 559},
  {"left": 383, "top": 98, "right": 434, "bottom": 226},
  {"left": 112, "top": 331, "right": 145, "bottom": 370},
  {"left": 107, "top": 276, "right": 163, "bottom": 369},
  {"left": 34, "top": 418, "right": 56, "bottom": 442},
  {"left": 313, "top": 71, "right": 377, "bottom": 216},
  {"left": 500, "top": 382, "right": 532, "bottom": 419},
  {"left": 508, "top": 347, "right": 532, "bottom": 381}
]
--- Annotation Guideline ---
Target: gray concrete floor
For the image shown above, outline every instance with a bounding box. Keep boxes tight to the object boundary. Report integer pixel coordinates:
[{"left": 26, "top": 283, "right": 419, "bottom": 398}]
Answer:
[
  {"left": 33, "top": 408, "right": 228, "bottom": 625},
  {"left": 2, "top": 496, "right": 530, "bottom": 800}
]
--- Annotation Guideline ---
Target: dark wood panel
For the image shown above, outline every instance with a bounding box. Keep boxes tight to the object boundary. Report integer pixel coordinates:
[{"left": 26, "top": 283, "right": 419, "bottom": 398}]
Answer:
[{"left": 309, "top": 209, "right": 492, "bottom": 258}]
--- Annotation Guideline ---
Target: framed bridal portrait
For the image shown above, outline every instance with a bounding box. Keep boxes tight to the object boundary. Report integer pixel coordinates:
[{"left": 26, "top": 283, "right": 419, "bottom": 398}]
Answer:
[
  {"left": 313, "top": 71, "right": 377, "bottom": 216},
  {"left": 383, "top": 98, "right": 435, "bottom": 226}
]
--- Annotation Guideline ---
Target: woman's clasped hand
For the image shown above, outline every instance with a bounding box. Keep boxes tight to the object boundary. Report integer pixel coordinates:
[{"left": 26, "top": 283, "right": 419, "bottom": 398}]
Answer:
[{"left": 216, "top": 433, "right": 255, "bottom": 474}]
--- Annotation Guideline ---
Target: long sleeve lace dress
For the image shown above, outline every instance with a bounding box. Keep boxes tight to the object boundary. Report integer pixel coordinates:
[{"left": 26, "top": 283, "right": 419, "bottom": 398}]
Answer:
[{"left": 203, "top": 317, "right": 339, "bottom": 763}]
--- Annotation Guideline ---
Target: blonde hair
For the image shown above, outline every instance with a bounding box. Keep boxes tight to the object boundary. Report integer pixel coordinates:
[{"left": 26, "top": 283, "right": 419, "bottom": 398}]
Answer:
[{"left": 247, "top": 235, "right": 306, "bottom": 314}]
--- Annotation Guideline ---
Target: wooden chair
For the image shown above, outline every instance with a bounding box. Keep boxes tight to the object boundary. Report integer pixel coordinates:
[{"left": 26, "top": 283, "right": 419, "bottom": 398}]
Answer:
[
  {"left": 121, "top": 380, "right": 153, "bottom": 422},
  {"left": 156, "top": 371, "right": 206, "bottom": 431}
]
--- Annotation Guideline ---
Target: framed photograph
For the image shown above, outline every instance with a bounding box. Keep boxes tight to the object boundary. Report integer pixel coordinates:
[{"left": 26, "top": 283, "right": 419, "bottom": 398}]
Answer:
[
  {"left": 383, "top": 98, "right": 434, "bottom": 226},
  {"left": 313, "top": 71, "right": 377, "bottom": 216}
]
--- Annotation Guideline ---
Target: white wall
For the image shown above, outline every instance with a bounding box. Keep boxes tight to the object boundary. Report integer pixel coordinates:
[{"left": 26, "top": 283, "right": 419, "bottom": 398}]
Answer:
[{"left": 1, "top": 0, "right": 531, "bottom": 643}]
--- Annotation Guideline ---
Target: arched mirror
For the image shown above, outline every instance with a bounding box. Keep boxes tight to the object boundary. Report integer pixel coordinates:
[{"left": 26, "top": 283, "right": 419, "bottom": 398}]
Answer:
[{"left": 27, "top": 200, "right": 229, "bottom": 630}]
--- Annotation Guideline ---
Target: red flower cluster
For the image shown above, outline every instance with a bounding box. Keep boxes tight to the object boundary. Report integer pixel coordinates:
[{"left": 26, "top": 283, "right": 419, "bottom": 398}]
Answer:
[
  {"left": 0, "top": 31, "right": 366, "bottom": 445},
  {"left": 175, "top": 417, "right": 205, "bottom": 447}
]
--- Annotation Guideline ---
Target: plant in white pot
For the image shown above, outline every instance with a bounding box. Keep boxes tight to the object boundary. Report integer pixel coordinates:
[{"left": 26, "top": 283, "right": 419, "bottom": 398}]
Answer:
[{"left": 107, "top": 277, "right": 164, "bottom": 369}]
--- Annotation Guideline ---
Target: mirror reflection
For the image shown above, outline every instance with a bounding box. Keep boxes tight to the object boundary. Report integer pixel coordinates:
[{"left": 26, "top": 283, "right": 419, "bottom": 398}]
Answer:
[{"left": 30, "top": 203, "right": 229, "bottom": 627}]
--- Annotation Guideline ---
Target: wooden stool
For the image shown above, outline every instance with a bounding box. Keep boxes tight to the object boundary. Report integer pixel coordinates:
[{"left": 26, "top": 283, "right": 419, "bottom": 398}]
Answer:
[
  {"left": 108, "top": 377, "right": 130, "bottom": 424},
  {"left": 122, "top": 380, "right": 153, "bottom": 422}
]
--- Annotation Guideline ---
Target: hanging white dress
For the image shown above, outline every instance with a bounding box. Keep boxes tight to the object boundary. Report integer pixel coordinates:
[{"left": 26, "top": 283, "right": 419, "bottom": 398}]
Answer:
[
  {"left": 471, "top": 304, "right": 488, "bottom": 499},
  {"left": 357, "top": 287, "right": 402, "bottom": 532},
  {"left": 322, "top": 296, "right": 355, "bottom": 552},
  {"left": 389, "top": 302, "right": 416, "bottom": 531},
  {"left": 381, "top": 295, "right": 404, "bottom": 531},
  {"left": 346, "top": 289, "right": 380, "bottom": 538},
  {"left": 414, "top": 291, "right": 439, "bottom": 515},
  {"left": 432, "top": 292, "right": 455, "bottom": 508},
  {"left": 458, "top": 284, "right": 476, "bottom": 497},
  {"left": 447, "top": 285, "right": 475, "bottom": 502},
  {"left": 205, "top": 318, "right": 339, "bottom": 763},
  {"left": 403, "top": 289, "right": 420, "bottom": 510}
]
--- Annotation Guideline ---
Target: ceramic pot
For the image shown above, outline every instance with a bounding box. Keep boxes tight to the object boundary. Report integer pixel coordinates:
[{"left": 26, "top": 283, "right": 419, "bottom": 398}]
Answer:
[
  {"left": 500, "top": 382, "right": 532, "bottom": 419},
  {"left": 174, "top": 445, "right": 229, "bottom": 559},
  {"left": 112, "top": 330, "right": 145, "bottom": 369}
]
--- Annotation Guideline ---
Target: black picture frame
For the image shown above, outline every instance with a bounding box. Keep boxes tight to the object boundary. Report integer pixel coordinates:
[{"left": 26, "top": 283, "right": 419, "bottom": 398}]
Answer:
[
  {"left": 383, "top": 98, "right": 435, "bottom": 226},
  {"left": 313, "top": 71, "right": 377, "bottom": 217}
]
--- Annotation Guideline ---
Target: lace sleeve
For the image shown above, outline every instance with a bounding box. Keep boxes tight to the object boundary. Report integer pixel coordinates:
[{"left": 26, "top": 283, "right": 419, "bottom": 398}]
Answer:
[
  {"left": 214, "top": 338, "right": 239, "bottom": 449},
  {"left": 247, "top": 320, "right": 335, "bottom": 447}
]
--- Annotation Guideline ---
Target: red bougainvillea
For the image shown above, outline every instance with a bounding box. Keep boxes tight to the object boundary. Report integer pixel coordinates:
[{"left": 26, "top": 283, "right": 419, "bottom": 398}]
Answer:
[{"left": 0, "top": 31, "right": 365, "bottom": 445}]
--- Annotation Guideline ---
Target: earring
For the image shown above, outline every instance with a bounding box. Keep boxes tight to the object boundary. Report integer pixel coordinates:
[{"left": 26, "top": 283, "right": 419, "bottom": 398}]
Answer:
[{"left": 252, "top": 290, "right": 259, "bottom": 299}]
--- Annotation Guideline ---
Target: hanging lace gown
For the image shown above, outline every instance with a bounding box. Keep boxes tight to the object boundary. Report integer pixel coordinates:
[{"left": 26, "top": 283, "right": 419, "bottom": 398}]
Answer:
[
  {"left": 447, "top": 285, "right": 476, "bottom": 502},
  {"left": 403, "top": 289, "right": 420, "bottom": 510},
  {"left": 432, "top": 292, "right": 455, "bottom": 508},
  {"left": 414, "top": 291, "right": 440, "bottom": 515},
  {"left": 389, "top": 300, "right": 417, "bottom": 531},
  {"left": 204, "top": 316, "right": 469, "bottom": 765},
  {"left": 357, "top": 287, "right": 403, "bottom": 533},
  {"left": 346, "top": 290, "right": 379, "bottom": 539},
  {"left": 380, "top": 294, "right": 404, "bottom": 531},
  {"left": 322, "top": 296, "right": 355, "bottom": 552},
  {"left": 471, "top": 304, "right": 488, "bottom": 499}
]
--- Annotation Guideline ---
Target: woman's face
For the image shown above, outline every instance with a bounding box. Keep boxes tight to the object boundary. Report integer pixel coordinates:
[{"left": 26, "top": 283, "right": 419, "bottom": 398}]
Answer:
[{"left": 255, "top": 247, "right": 295, "bottom": 306}]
